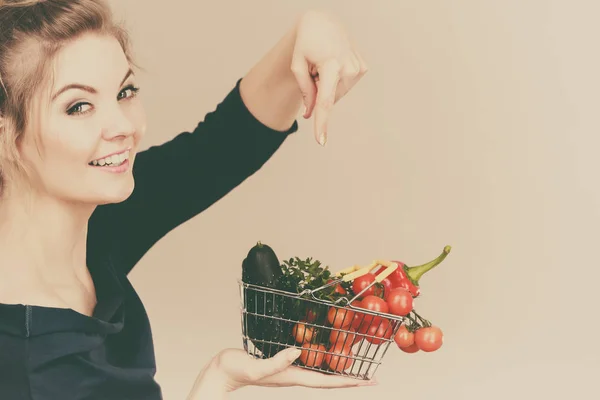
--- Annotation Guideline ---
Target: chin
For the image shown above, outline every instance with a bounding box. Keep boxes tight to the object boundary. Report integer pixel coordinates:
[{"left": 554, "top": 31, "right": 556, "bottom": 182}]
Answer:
[{"left": 93, "top": 178, "right": 136, "bottom": 206}]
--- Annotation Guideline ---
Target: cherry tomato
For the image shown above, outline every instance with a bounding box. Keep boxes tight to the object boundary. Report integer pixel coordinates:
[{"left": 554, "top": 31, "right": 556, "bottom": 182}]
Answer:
[
  {"left": 324, "top": 343, "right": 354, "bottom": 372},
  {"left": 400, "top": 343, "right": 420, "bottom": 353},
  {"left": 359, "top": 318, "right": 393, "bottom": 345},
  {"left": 352, "top": 273, "right": 376, "bottom": 298},
  {"left": 414, "top": 326, "right": 443, "bottom": 352},
  {"left": 386, "top": 288, "right": 414, "bottom": 316},
  {"left": 327, "top": 307, "right": 355, "bottom": 329},
  {"left": 304, "top": 308, "right": 318, "bottom": 323},
  {"left": 358, "top": 295, "right": 390, "bottom": 327},
  {"left": 361, "top": 295, "right": 389, "bottom": 313},
  {"left": 292, "top": 322, "right": 314, "bottom": 344},
  {"left": 329, "top": 327, "right": 359, "bottom": 348},
  {"left": 299, "top": 343, "right": 326, "bottom": 368},
  {"left": 394, "top": 325, "right": 415, "bottom": 348},
  {"left": 327, "top": 279, "right": 346, "bottom": 295},
  {"left": 350, "top": 300, "right": 367, "bottom": 329}
]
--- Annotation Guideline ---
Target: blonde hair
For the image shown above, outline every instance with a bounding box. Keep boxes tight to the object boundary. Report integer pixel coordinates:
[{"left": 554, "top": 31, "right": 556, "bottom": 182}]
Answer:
[{"left": 0, "top": 0, "right": 134, "bottom": 195}]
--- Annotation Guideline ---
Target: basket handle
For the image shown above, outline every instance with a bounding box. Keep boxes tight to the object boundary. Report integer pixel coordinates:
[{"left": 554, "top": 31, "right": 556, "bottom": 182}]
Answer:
[
  {"left": 336, "top": 260, "right": 398, "bottom": 282},
  {"left": 305, "top": 260, "right": 400, "bottom": 303}
]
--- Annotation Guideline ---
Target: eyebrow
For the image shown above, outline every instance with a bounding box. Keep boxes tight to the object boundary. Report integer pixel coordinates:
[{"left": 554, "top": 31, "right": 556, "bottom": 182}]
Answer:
[{"left": 51, "top": 68, "right": 134, "bottom": 101}]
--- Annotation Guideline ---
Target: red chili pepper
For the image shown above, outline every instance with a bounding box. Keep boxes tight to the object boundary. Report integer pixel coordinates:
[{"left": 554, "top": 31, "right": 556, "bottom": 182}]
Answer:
[{"left": 377, "top": 246, "right": 451, "bottom": 298}]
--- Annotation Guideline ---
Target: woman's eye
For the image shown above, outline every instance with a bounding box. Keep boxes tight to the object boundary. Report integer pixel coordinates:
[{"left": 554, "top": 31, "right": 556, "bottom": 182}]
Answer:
[
  {"left": 118, "top": 85, "right": 140, "bottom": 101},
  {"left": 67, "top": 102, "right": 92, "bottom": 116}
]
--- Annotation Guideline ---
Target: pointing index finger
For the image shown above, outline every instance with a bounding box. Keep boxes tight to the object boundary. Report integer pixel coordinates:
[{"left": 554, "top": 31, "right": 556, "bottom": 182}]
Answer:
[{"left": 313, "top": 60, "right": 341, "bottom": 146}]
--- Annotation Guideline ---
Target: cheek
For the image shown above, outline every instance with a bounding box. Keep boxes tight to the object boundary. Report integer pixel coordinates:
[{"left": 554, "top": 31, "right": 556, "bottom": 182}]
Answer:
[
  {"left": 37, "top": 123, "right": 100, "bottom": 172},
  {"left": 127, "top": 101, "right": 147, "bottom": 142}
]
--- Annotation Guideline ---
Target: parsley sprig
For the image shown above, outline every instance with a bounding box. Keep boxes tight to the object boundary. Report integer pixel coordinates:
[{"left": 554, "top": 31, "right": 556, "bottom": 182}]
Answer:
[{"left": 277, "top": 257, "right": 353, "bottom": 302}]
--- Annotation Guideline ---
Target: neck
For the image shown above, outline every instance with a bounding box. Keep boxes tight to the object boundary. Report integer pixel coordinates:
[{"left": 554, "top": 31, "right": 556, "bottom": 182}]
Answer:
[{"left": 0, "top": 187, "right": 95, "bottom": 277}]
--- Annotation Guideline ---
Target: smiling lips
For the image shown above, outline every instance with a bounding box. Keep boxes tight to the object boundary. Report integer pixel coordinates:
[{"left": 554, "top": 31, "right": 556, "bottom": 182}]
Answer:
[{"left": 89, "top": 149, "right": 131, "bottom": 167}]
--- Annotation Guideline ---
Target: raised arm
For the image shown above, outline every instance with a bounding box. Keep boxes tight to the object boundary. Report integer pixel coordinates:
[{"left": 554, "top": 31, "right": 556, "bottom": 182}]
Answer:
[
  {"left": 88, "top": 10, "right": 367, "bottom": 275},
  {"left": 88, "top": 78, "right": 298, "bottom": 274}
]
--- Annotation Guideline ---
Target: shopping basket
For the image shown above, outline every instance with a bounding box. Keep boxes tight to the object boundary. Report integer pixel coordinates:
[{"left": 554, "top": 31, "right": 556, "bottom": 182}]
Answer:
[{"left": 239, "top": 260, "right": 407, "bottom": 380}]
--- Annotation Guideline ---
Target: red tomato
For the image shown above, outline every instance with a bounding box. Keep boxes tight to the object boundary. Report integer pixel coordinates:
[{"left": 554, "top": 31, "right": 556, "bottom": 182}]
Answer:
[
  {"left": 299, "top": 343, "right": 326, "bottom": 367},
  {"left": 400, "top": 343, "right": 420, "bottom": 353},
  {"left": 327, "top": 279, "right": 346, "bottom": 295},
  {"left": 394, "top": 325, "right": 415, "bottom": 348},
  {"left": 361, "top": 295, "right": 389, "bottom": 313},
  {"left": 351, "top": 295, "right": 388, "bottom": 330},
  {"left": 324, "top": 343, "right": 354, "bottom": 372},
  {"left": 304, "top": 308, "right": 318, "bottom": 323},
  {"left": 292, "top": 322, "right": 314, "bottom": 344},
  {"left": 330, "top": 327, "right": 359, "bottom": 348},
  {"left": 327, "top": 307, "right": 355, "bottom": 329},
  {"left": 349, "top": 300, "right": 367, "bottom": 329},
  {"left": 352, "top": 273, "right": 376, "bottom": 298},
  {"left": 415, "top": 326, "right": 444, "bottom": 352},
  {"left": 359, "top": 318, "right": 393, "bottom": 345},
  {"left": 386, "top": 288, "right": 414, "bottom": 316}
]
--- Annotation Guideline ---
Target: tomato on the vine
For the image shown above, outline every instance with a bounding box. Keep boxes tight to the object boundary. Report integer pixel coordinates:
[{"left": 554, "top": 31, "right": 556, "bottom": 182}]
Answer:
[
  {"left": 414, "top": 326, "right": 443, "bottom": 352},
  {"left": 394, "top": 325, "right": 415, "bottom": 348},
  {"left": 386, "top": 288, "right": 413, "bottom": 316},
  {"left": 351, "top": 273, "right": 376, "bottom": 298},
  {"left": 400, "top": 343, "right": 420, "bottom": 353}
]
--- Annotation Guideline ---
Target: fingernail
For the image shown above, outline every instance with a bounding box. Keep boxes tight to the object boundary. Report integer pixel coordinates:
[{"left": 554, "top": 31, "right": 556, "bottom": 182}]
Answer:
[
  {"left": 319, "top": 132, "right": 327, "bottom": 146},
  {"left": 303, "top": 105, "right": 308, "bottom": 117}
]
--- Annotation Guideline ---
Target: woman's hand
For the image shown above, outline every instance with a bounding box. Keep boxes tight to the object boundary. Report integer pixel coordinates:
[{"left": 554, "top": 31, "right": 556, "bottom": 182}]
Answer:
[
  {"left": 291, "top": 10, "right": 368, "bottom": 146},
  {"left": 187, "top": 347, "right": 376, "bottom": 398},
  {"left": 240, "top": 10, "right": 367, "bottom": 146}
]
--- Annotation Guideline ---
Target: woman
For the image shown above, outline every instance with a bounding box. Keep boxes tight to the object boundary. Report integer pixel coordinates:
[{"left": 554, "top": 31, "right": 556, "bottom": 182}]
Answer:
[{"left": 0, "top": 0, "right": 372, "bottom": 399}]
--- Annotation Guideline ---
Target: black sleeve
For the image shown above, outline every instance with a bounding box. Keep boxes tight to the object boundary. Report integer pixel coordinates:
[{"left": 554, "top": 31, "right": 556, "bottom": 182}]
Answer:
[{"left": 88, "top": 79, "right": 298, "bottom": 275}]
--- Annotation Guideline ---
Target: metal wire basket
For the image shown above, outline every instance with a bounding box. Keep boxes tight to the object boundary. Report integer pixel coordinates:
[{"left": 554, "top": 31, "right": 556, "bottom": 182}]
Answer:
[{"left": 239, "top": 260, "right": 407, "bottom": 380}]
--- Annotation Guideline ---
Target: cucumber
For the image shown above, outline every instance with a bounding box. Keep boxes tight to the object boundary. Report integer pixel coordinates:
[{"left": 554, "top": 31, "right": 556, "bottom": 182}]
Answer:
[{"left": 241, "top": 241, "right": 294, "bottom": 357}]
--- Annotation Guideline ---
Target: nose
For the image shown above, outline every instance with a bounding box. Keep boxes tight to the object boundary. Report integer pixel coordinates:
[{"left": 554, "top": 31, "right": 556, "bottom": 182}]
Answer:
[{"left": 101, "top": 105, "right": 136, "bottom": 141}]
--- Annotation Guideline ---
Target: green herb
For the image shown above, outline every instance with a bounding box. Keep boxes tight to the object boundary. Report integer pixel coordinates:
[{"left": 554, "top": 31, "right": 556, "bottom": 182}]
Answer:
[
  {"left": 276, "top": 256, "right": 351, "bottom": 329},
  {"left": 278, "top": 257, "right": 333, "bottom": 297}
]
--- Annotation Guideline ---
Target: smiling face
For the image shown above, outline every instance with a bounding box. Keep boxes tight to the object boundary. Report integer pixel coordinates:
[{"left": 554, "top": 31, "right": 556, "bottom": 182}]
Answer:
[{"left": 17, "top": 32, "right": 146, "bottom": 206}]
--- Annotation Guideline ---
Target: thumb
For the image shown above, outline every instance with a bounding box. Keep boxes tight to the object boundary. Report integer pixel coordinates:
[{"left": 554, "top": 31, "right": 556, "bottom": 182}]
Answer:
[
  {"left": 290, "top": 52, "right": 317, "bottom": 119},
  {"left": 253, "top": 347, "right": 302, "bottom": 380}
]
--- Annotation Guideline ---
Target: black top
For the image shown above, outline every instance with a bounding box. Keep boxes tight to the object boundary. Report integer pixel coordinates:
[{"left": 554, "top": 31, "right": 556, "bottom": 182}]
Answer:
[{"left": 0, "top": 79, "right": 297, "bottom": 400}]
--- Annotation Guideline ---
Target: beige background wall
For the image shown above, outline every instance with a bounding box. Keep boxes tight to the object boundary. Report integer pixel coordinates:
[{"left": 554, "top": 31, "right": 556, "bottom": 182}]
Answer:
[{"left": 109, "top": 1, "right": 599, "bottom": 399}]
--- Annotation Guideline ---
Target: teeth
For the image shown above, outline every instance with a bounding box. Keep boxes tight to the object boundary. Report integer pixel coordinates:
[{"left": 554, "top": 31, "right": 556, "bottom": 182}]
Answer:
[{"left": 91, "top": 150, "right": 130, "bottom": 167}]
